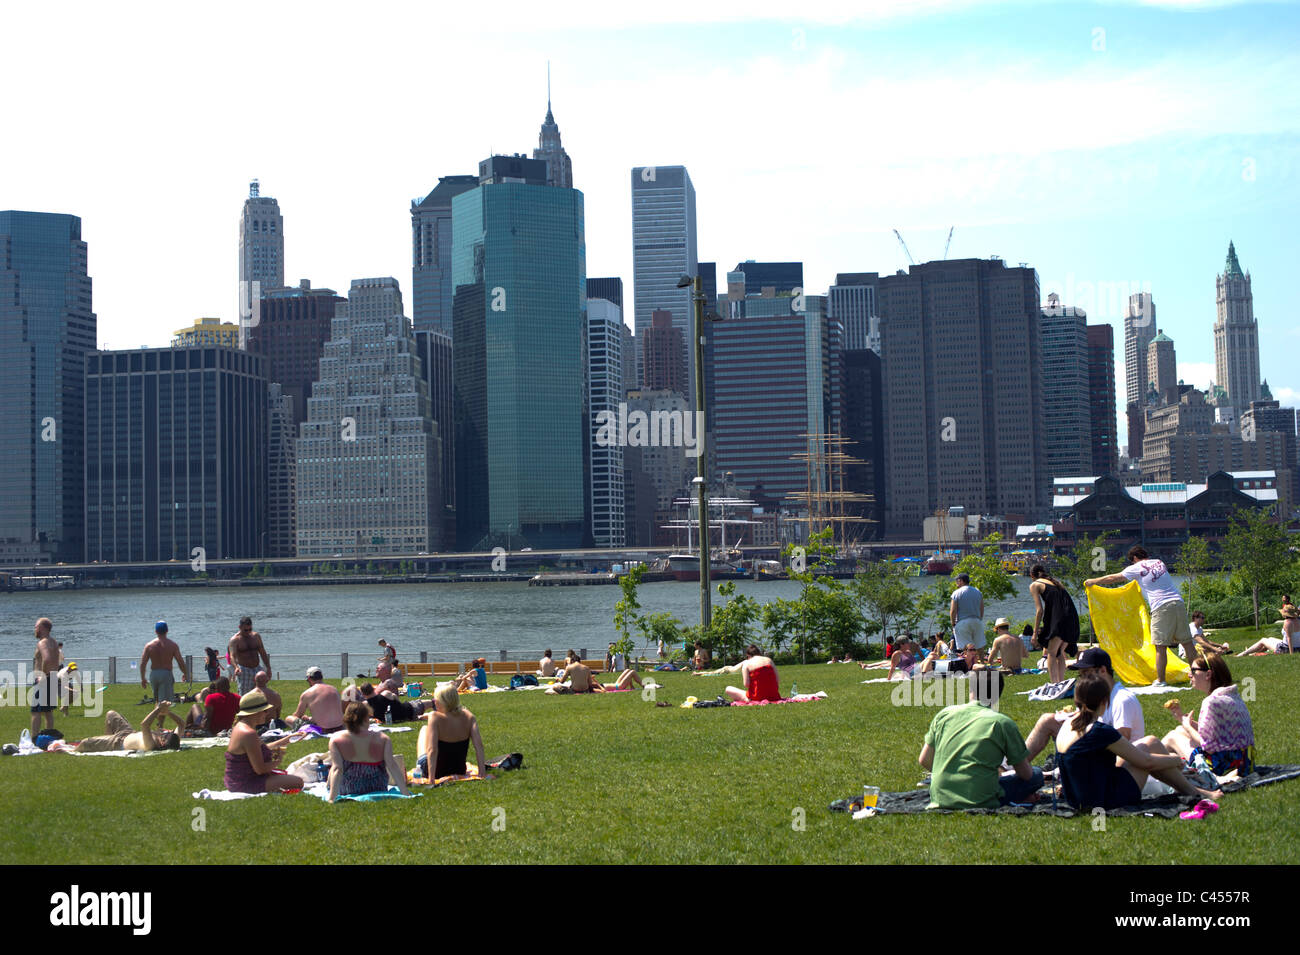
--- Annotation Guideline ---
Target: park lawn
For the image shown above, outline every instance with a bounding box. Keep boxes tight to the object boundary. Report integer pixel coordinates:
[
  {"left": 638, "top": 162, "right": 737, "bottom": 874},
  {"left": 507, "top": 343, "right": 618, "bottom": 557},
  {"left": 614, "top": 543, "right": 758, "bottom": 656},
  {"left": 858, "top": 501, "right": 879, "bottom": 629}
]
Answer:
[{"left": 2, "top": 639, "right": 1297, "bottom": 865}]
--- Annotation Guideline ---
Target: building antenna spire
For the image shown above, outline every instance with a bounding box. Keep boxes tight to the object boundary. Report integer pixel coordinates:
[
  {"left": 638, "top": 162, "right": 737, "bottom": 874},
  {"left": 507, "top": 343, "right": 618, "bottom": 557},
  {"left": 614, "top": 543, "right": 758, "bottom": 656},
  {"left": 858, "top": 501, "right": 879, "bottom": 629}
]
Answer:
[{"left": 547, "top": 60, "right": 551, "bottom": 112}]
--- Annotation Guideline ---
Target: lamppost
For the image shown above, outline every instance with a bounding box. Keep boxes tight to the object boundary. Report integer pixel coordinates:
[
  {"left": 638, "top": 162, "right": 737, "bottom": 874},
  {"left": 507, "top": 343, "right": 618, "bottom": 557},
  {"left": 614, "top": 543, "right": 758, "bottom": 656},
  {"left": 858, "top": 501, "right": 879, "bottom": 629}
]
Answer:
[{"left": 677, "top": 273, "right": 720, "bottom": 630}]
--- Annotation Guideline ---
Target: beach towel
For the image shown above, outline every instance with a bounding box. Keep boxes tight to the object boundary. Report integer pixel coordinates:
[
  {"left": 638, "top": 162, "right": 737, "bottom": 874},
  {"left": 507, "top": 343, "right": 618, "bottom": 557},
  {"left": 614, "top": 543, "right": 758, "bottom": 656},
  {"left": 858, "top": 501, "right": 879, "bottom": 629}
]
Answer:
[
  {"left": 731, "top": 692, "right": 828, "bottom": 706},
  {"left": 304, "top": 782, "right": 420, "bottom": 802},
  {"left": 831, "top": 765, "right": 1300, "bottom": 818},
  {"left": 1087, "top": 580, "right": 1189, "bottom": 687}
]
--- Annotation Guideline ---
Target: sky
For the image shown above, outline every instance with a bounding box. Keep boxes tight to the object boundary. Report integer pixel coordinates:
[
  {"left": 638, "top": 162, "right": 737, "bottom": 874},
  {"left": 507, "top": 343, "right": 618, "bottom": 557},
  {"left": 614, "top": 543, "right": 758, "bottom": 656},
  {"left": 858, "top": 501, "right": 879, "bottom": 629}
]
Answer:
[{"left": 4, "top": 0, "right": 1298, "bottom": 448}]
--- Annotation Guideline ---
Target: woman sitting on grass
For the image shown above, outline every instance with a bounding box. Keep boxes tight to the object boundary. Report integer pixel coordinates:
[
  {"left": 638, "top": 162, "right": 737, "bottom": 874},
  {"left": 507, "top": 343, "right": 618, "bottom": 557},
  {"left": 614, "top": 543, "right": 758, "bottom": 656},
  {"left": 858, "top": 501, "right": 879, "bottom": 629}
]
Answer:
[
  {"left": 1235, "top": 605, "right": 1299, "bottom": 656},
  {"left": 884, "top": 637, "right": 920, "bottom": 681},
  {"left": 454, "top": 658, "right": 489, "bottom": 692},
  {"left": 417, "top": 684, "right": 487, "bottom": 781},
  {"left": 327, "top": 702, "right": 410, "bottom": 801},
  {"left": 1055, "top": 671, "right": 1222, "bottom": 810},
  {"left": 1162, "top": 652, "right": 1255, "bottom": 778},
  {"left": 224, "top": 690, "right": 304, "bottom": 794},
  {"left": 724, "top": 646, "right": 781, "bottom": 702}
]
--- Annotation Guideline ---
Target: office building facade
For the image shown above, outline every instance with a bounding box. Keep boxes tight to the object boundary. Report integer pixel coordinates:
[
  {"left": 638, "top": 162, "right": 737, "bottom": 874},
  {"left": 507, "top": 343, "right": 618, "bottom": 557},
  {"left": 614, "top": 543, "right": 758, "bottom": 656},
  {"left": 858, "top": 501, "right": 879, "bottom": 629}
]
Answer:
[
  {"left": 84, "top": 346, "right": 268, "bottom": 562},
  {"left": 830, "top": 272, "right": 879, "bottom": 354},
  {"left": 1124, "top": 292, "right": 1156, "bottom": 458},
  {"left": 246, "top": 280, "right": 344, "bottom": 430},
  {"left": 878, "top": 258, "right": 1046, "bottom": 537},
  {"left": 411, "top": 174, "right": 480, "bottom": 336},
  {"left": 452, "top": 180, "right": 587, "bottom": 550},
  {"left": 415, "top": 328, "right": 456, "bottom": 542},
  {"left": 238, "top": 180, "right": 283, "bottom": 346},
  {"left": 0, "top": 211, "right": 97, "bottom": 564},
  {"left": 174, "top": 317, "right": 240, "bottom": 348},
  {"left": 1087, "top": 324, "right": 1120, "bottom": 476},
  {"left": 1214, "top": 242, "right": 1260, "bottom": 407},
  {"left": 1040, "top": 294, "right": 1092, "bottom": 480},
  {"left": 296, "top": 278, "right": 441, "bottom": 557},
  {"left": 588, "top": 298, "right": 626, "bottom": 547},
  {"left": 631, "top": 165, "right": 697, "bottom": 394},
  {"left": 267, "top": 383, "right": 296, "bottom": 558}
]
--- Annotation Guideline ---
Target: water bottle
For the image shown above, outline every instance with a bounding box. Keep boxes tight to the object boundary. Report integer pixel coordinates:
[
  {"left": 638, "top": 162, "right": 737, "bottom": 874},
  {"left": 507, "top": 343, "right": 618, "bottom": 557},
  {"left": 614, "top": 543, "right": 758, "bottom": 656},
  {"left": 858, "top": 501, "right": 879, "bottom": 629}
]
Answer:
[
  {"left": 790, "top": 682, "right": 798, "bottom": 698},
  {"left": 384, "top": 708, "right": 392, "bottom": 725}
]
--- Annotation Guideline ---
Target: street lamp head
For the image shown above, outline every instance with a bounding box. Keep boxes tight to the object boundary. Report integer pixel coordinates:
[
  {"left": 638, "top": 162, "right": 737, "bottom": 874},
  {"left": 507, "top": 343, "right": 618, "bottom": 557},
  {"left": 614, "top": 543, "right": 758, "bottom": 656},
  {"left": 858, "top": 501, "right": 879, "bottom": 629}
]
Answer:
[{"left": 676, "top": 274, "right": 693, "bottom": 289}]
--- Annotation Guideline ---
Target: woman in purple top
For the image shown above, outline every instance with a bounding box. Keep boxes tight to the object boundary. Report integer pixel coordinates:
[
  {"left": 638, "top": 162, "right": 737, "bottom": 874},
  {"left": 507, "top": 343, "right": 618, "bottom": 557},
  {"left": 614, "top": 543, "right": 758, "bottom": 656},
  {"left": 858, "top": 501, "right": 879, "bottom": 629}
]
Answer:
[
  {"left": 224, "top": 689, "right": 304, "bottom": 794},
  {"left": 1162, "top": 652, "right": 1255, "bottom": 777}
]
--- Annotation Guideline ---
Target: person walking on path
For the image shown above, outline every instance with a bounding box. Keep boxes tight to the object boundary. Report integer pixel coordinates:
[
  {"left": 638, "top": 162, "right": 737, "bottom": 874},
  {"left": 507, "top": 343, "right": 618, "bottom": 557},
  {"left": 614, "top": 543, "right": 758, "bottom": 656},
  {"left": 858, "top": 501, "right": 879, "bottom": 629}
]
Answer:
[
  {"left": 228, "top": 616, "right": 270, "bottom": 695},
  {"left": 140, "top": 621, "right": 190, "bottom": 702},
  {"left": 1086, "top": 546, "right": 1193, "bottom": 686},
  {"left": 949, "top": 573, "right": 985, "bottom": 650}
]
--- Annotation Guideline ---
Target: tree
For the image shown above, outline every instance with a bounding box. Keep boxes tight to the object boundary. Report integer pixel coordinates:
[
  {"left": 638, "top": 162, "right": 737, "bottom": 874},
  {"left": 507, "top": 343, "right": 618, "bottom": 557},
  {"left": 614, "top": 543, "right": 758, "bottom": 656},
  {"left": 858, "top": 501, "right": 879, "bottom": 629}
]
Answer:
[
  {"left": 1220, "top": 507, "right": 1292, "bottom": 629},
  {"left": 706, "top": 581, "right": 762, "bottom": 663},
  {"left": 952, "top": 533, "right": 1015, "bottom": 603},
  {"left": 1054, "top": 530, "right": 1119, "bottom": 619},
  {"left": 779, "top": 529, "right": 864, "bottom": 662},
  {"left": 612, "top": 565, "right": 645, "bottom": 661},
  {"left": 851, "top": 563, "right": 916, "bottom": 647}
]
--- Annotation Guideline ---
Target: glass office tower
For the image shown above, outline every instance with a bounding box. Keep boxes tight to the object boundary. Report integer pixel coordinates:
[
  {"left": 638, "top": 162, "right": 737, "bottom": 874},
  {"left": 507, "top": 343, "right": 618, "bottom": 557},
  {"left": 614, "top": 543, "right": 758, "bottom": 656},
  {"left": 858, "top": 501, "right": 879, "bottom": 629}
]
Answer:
[
  {"left": 0, "top": 211, "right": 96, "bottom": 564},
  {"left": 451, "top": 180, "right": 586, "bottom": 550}
]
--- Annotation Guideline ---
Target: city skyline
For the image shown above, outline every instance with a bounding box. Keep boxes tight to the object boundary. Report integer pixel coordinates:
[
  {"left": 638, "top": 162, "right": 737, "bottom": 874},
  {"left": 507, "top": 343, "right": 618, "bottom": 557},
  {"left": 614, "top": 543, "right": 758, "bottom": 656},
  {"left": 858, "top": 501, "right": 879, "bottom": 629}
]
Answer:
[{"left": 4, "top": 1, "right": 1298, "bottom": 450}]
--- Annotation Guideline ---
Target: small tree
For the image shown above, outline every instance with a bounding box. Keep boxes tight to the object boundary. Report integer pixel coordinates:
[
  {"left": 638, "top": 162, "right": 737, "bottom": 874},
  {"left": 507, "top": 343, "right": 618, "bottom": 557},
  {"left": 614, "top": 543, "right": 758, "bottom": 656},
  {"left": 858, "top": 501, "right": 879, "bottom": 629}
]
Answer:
[
  {"left": 952, "top": 533, "right": 1015, "bottom": 603},
  {"left": 707, "top": 580, "right": 762, "bottom": 663},
  {"left": 851, "top": 563, "right": 917, "bottom": 647},
  {"left": 1220, "top": 507, "right": 1292, "bottom": 629},
  {"left": 1054, "top": 530, "right": 1119, "bottom": 618},
  {"left": 612, "top": 565, "right": 645, "bottom": 661}
]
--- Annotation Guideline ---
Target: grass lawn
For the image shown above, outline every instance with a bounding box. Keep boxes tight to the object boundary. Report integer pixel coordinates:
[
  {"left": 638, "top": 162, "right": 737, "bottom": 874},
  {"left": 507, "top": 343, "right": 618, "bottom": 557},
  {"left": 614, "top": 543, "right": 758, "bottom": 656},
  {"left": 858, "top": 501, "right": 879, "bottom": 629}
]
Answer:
[{"left": 3, "top": 626, "right": 1297, "bottom": 864}]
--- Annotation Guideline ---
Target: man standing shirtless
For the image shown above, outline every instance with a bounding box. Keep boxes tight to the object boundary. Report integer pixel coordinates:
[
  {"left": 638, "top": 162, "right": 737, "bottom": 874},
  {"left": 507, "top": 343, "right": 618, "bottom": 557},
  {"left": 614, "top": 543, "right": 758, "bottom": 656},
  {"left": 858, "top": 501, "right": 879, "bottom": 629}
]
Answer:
[
  {"left": 287, "top": 666, "right": 345, "bottom": 733},
  {"left": 31, "top": 618, "right": 59, "bottom": 737},
  {"left": 228, "top": 616, "right": 270, "bottom": 695},
  {"left": 141, "top": 621, "right": 190, "bottom": 702}
]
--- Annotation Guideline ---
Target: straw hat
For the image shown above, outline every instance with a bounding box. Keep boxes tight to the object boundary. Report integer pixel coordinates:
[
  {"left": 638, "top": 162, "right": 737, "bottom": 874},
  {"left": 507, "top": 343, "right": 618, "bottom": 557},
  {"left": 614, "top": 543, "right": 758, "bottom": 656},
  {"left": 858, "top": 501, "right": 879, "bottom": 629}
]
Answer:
[
  {"left": 1282, "top": 606, "right": 1299, "bottom": 620},
  {"left": 994, "top": 617, "right": 1011, "bottom": 629},
  {"left": 235, "top": 689, "right": 275, "bottom": 719}
]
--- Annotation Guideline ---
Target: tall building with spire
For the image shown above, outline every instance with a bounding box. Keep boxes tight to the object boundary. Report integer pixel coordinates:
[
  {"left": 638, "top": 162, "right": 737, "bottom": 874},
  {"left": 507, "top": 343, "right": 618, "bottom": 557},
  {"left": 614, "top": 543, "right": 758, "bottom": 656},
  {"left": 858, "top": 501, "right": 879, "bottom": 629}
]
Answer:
[
  {"left": 1214, "top": 241, "right": 1260, "bottom": 406},
  {"left": 533, "top": 83, "right": 573, "bottom": 188},
  {"left": 238, "top": 179, "right": 284, "bottom": 346}
]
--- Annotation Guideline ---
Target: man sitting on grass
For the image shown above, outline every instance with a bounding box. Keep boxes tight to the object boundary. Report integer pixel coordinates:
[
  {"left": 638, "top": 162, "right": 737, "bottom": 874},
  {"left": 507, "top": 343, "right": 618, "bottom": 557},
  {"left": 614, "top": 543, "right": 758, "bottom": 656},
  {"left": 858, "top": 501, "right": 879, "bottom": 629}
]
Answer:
[
  {"left": 76, "top": 701, "right": 184, "bottom": 752},
  {"left": 287, "top": 666, "right": 346, "bottom": 733},
  {"left": 1023, "top": 648, "right": 1143, "bottom": 762},
  {"left": 919, "top": 669, "right": 1042, "bottom": 810},
  {"left": 985, "top": 618, "right": 1026, "bottom": 672}
]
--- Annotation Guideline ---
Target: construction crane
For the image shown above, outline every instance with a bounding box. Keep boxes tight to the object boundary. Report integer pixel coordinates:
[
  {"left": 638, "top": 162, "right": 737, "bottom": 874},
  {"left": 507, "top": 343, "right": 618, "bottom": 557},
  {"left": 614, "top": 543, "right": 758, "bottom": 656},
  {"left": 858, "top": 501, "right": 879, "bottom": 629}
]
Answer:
[
  {"left": 943, "top": 226, "right": 954, "bottom": 260},
  {"left": 892, "top": 229, "right": 915, "bottom": 266}
]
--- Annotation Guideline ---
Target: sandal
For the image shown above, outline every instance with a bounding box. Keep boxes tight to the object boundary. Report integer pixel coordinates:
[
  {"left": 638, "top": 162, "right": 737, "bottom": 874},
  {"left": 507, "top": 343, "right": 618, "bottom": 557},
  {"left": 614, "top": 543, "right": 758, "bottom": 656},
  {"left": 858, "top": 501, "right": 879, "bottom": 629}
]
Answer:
[{"left": 1179, "top": 799, "right": 1220, "bottom": 820}]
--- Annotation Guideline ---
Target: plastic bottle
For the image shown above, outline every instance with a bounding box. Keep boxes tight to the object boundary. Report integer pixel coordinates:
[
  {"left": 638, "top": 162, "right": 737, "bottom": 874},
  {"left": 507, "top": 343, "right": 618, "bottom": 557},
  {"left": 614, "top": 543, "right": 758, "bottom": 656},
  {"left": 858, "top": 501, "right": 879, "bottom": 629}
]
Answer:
[{"left": 790, "top": 682, "right": 798, "bottom": 698}]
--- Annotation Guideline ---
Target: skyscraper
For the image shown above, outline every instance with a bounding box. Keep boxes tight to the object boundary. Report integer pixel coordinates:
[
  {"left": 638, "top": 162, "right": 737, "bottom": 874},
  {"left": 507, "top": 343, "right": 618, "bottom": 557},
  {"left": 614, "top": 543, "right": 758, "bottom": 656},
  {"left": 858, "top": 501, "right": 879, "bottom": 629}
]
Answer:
[
  {"left": 238, "top": 180, "right": 284, "bottom": 346},
  {"left": 84, "top": 346, "right": 268, "bottom": 562},
  {"left": 0, "top": 211, "right": 96, "bottom": 564},
  {"left": 1040, "top": 294, "right": 1091, "bottom": 480},
  {"left": 411, "top": 174, "right": 479, "bottom": 336},
  {"left": 588, "top": 298, "right": 625, "bottom": 547},
  {"left": 733, "top": 261, "right": 802, "bottom": 296},
  {"left": 246, "top": 280, "right": 344, "bottom": 431},
  {"left": 415, "top": 328, "right": 456, "bottom": 543},
  {"left": 878, "top": 258, "right": 1045, "bottom": 537},
  {"left": 712, "top": 293, "right": 832, "bottom": 503},
  {"left": 587, "top": 277, "right": 623, "bottom": 309},
  {"left": 641, "top": 310, "right": 687, "bottom": 393},
  {"left": 267, "top": 383, "right": 296, "bottom": 558},
  {"left": 452, "top": 175, "right": 587, "bottom": 550},
  {"left": 533, "top": 98, "right": 574, "bottom": 188},
  {"left": 296, "top": 277, "right": 441, "bottom": 557},
  {"left": 1087, "top": 324, "right": 1120, "bottom": 476},
  {"left": 631, "top": 165, "right": 697, "bottom": 395},
  {"left": 841, "top": 349, "right": 885, "bottom": 538},
  {"left": 1147, "top": 330, "right": 1178, "bottom": 405},
  {"left": 1214, "top": 241, "right": 1261, "bottom": 406},
  {"left": 1124, "top": 291, "right": 1156, "bottom": 459},
  {"left": 830, "top": 272, "right": 880, "bottom": 353}
]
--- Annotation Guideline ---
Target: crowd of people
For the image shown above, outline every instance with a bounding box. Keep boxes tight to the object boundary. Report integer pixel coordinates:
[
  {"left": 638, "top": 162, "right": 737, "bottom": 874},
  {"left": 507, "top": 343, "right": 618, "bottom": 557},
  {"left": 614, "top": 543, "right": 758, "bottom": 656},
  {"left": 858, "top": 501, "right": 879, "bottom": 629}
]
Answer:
[{"left": 22, "top": 544, "right": 1288, "bottom": 814}]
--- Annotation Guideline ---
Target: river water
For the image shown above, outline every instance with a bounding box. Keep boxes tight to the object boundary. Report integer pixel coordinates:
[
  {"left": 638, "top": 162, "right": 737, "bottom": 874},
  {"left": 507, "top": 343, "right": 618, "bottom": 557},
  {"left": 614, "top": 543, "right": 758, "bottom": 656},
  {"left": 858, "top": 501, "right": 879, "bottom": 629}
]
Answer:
[{"left": 1, "top": 575, "right": 1079, "bottom": 674}]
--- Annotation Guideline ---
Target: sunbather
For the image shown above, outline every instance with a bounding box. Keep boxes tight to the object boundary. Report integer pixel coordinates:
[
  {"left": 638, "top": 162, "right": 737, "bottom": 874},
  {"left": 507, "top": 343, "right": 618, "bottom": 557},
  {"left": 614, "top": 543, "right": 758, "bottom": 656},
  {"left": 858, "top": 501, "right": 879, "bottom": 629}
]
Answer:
[
  {"left": 885, "top": 638, "right": 920, "bottom": 681},
  {"left": 546, "top": 659, "right": 601, "bottom": 694},
  {"left": 417, "top": 684, "right": 487, "bottom": 781},
  {"left": 76, "top": 702, "right": 183, "bottom": 752},
  {"left": 327, "top": 702, "right": 410, "bottom": 801},
  {"left": 724, "top": 645, "right": 781, "bottom": 702},
  {"left": 1236, "top": 605, "right": 1299, "bottom": 656},
  {"left": 454, "top": 659, "right": 489, "bottom": 693},
  {"left": 224, "top": 690, "right": 303, "bottom": 794},
  {"left": 1055, "top": 670, "right": 1221, "bottom": 810},
  {"left": 603, "top": 668, "right": 644, "bottom": 691},
  {"left": 986, "top": 618, "right": 1026, "bottom": 672}
]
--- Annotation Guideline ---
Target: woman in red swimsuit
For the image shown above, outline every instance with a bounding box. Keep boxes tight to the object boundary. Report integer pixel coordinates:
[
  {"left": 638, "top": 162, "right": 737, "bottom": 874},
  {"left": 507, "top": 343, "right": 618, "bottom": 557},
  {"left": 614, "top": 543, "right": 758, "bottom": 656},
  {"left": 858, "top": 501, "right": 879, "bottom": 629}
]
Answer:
[{"left": 724, "top": 645, "right": 782, "bottom": 703}]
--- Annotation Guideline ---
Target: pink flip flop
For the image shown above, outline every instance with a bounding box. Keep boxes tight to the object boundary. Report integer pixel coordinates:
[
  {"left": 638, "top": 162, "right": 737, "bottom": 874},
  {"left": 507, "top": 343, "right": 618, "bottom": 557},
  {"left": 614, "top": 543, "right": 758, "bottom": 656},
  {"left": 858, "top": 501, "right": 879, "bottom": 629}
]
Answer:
[{"left": 1179, "top": 799, "right": 1220, "bottom": 820}]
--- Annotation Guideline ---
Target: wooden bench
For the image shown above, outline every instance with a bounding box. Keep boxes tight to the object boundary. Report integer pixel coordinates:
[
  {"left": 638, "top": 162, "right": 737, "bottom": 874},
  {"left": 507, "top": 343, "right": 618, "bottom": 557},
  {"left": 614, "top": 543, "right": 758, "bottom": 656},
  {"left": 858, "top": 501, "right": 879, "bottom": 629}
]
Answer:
[{"left": 403, "top": 663, "right": 434, "bottom": 678}]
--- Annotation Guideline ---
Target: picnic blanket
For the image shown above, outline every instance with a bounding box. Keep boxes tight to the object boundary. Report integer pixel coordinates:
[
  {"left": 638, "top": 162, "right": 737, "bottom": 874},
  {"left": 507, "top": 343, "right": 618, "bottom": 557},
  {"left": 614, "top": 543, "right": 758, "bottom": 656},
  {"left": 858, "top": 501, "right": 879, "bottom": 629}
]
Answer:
[
  {"left": 731, "top": 691, "right": 828, "bottom": 706},
  {"left": 1087, "top": 580, "right": 1189, "bottom": 686},
  {"left": 193, "top": 783, "right": 421, "bottom": 802},
  {"left": 833, "top": 764, "right": 1300, "bottom": 818}
]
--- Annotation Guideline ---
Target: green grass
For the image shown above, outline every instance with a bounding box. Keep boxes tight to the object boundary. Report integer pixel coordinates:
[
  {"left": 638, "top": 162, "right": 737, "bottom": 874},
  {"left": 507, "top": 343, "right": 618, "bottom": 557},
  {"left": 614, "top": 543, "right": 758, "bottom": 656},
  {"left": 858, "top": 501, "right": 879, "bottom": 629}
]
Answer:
[{"left": 3, "top": 627, "right": 1297, "bottom": 864}]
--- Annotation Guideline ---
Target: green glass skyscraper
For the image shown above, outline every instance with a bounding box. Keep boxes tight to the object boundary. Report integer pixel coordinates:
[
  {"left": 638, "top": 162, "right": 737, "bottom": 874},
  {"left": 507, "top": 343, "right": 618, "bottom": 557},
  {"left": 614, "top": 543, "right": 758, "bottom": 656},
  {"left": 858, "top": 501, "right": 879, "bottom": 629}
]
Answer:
[{"left": 451, "top": 172, "right": 586, "bottom": 551}]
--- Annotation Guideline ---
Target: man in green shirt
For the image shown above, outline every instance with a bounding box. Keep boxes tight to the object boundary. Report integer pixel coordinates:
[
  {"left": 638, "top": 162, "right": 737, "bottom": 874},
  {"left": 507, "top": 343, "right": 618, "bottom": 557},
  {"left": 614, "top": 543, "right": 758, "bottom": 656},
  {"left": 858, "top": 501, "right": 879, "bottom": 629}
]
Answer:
[{"left": 919, "top": 670, "right": 1042, "bottom": 809}]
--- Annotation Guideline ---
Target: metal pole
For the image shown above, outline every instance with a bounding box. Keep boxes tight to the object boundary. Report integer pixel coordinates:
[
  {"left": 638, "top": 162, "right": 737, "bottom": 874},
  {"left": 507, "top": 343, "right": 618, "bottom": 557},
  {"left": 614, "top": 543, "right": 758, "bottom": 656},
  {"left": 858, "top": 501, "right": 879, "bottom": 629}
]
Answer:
[{"left": 694, "top": 276, "right": 711, "bottom": 630}]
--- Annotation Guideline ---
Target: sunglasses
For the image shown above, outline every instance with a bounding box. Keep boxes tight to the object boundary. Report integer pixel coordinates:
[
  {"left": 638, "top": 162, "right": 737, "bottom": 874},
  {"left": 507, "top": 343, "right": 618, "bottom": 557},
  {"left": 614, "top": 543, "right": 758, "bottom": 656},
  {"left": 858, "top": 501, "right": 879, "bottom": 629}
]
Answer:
[{"left": 1190, "top": 666, "right": 1208, "bottom": 674}]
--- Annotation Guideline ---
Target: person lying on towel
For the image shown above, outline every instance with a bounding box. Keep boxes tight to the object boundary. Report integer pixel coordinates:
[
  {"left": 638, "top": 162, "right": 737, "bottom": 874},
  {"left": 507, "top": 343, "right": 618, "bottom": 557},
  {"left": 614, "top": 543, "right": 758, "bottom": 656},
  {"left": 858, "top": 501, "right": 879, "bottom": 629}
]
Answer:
[
  {"left": 76, "top": 701, "right": 184, "bottom": 752},
  {"left": 724, "top": 645, "right": 781, "bottom": 703}
]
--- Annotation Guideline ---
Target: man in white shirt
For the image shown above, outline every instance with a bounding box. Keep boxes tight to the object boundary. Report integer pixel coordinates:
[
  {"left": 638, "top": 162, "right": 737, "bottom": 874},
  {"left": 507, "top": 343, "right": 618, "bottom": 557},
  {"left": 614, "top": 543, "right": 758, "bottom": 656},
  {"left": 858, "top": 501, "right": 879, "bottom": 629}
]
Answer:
[
  {"left": 1024, "top": 648, "right": 1143, "bottom": 761},
  {"left": 1085, "top": 545, "right": 1193, "bottom": 686}
]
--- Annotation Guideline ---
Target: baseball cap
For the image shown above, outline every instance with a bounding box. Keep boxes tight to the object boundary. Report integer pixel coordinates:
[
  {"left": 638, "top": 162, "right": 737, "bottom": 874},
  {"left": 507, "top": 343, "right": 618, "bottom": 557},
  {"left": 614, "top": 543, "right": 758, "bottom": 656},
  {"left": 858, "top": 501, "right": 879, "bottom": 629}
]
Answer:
[
  {"left": 1068, "top": 647, "right": 1112, "bottom": 671},
  {"left": 155, "top": 621, "right": 168, "bottom": 632},
  {"left": 306, "top": 666, "right": 324, "bottom": 680}
]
